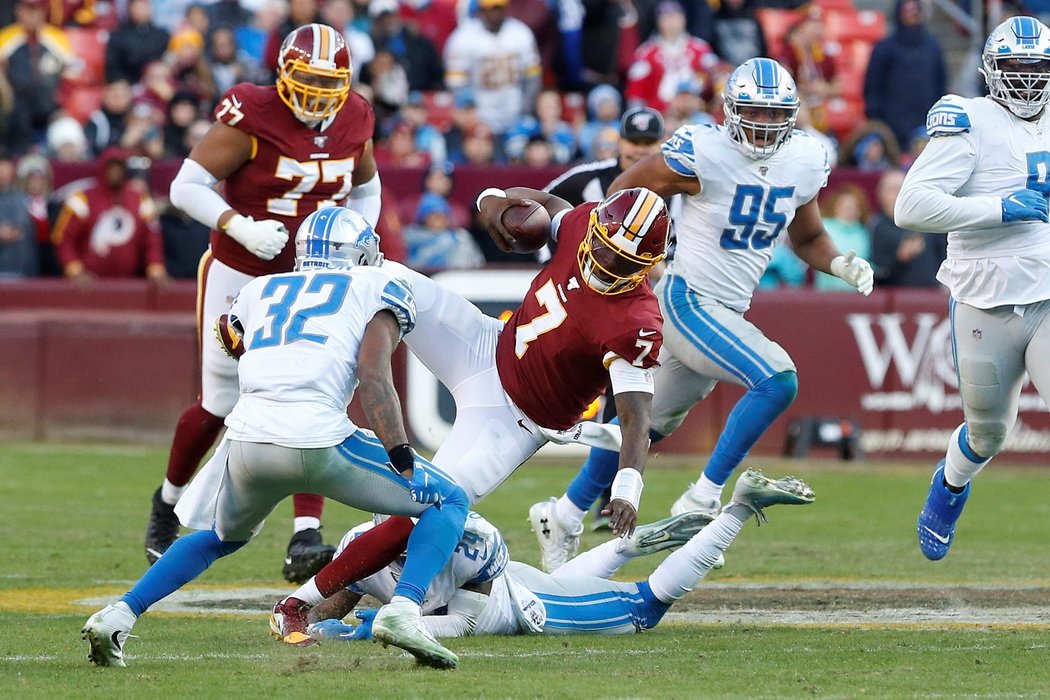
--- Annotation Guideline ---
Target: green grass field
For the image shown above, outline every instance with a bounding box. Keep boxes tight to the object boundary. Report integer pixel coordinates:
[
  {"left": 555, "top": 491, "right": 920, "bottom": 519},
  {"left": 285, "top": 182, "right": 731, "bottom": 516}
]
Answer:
[{"left": 1, "top": 442, "right": 1048, "bottom": 698}]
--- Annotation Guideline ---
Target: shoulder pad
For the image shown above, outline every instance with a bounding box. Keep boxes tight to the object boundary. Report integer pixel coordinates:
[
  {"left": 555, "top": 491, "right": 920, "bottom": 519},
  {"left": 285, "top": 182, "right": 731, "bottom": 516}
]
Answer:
[{"left": 926, "top": 96, "right": 972, "bottom": 136}]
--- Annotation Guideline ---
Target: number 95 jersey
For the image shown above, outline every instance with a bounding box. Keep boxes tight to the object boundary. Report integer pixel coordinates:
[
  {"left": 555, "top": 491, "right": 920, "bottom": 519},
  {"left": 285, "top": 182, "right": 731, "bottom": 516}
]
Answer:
[
  {"left": 661, "top": 124, "right": 830, "bottom": 312},
  {"left": 210, "top": 83, "right": 376, "bottom": 276}
]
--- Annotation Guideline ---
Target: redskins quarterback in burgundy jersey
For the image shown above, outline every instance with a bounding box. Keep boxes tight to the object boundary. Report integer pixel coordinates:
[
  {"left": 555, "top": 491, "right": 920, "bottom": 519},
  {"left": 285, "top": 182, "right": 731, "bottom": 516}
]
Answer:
[{"left": 150, "top": 24, "right": 382, "bottom": 582}]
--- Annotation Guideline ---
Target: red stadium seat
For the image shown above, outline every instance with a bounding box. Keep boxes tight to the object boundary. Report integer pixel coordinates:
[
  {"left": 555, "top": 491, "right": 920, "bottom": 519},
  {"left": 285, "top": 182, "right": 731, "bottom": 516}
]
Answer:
[
  {"left": 836, "top": 40, "right": 875, "bottom": 100},
  {"left": 65, "top": 27, "right": 108, "bottom": 86},
  {"left": 814, "top": 0, "right": 855, "bottom": 10},
  {"left": 422, "top": 91, "right": 455, "bottom": 131},
  {"left": 756, "top": 8, "right": 800, "bottom": 60},
  {"left": 824, "top": 97, "right": 865, "bottom": 141},
  {"left": 823, "top": 9, "right": 887, "bottom": 44},
  {"left": 61, "top": 84, "right": 104, "bottom": 123}
]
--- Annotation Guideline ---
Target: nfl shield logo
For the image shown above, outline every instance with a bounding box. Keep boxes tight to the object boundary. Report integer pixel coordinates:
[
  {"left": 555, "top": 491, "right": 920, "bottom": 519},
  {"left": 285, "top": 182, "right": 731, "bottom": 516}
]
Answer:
[{"left": 314, "top": 135, "right": 328, "bottom": 149}]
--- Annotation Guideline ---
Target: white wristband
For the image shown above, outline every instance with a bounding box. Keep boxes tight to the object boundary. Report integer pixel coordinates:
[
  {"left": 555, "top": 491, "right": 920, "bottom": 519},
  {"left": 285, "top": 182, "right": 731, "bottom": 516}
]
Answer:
[
  {"left": 476, "top": 187, "right": 507, "bottom": 211},
  {"left": 610, "top": 467, "right": 644, "bottom": 511}
]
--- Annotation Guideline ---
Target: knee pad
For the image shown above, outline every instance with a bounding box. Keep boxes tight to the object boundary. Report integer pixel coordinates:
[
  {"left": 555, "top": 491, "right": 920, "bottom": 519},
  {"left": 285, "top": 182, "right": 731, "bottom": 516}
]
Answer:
[{"left": 757, "top": 370, "right": 798, "bottom": 411}]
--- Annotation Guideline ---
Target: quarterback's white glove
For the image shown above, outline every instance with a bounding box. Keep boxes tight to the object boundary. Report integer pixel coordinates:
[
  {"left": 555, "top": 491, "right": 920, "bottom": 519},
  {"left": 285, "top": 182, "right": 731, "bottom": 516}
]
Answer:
[
  {"left": 830, "top": 250, "right": 874, "bottom": 296},
  {"left": 224, "top": 214, "right": 288, "bottom": 261}
]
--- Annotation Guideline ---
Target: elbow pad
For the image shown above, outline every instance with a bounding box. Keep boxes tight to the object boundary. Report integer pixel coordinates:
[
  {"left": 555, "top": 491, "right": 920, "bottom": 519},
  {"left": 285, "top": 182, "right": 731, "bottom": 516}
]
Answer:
[
  {"left": 607, "top": 356, "right": 655, "bottom": 396},
  {"left": 170, "top": 159, "right": 232, "bottom": 229},
  {"left": 348, "top": 172, "right": 382, "bottom": 228}
]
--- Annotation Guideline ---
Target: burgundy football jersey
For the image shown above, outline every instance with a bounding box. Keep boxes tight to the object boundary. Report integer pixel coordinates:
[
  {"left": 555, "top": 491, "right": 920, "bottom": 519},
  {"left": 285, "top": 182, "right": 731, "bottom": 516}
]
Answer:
[
  {"left": 495, "top": 203, "right": 663, "bottom": 430},
  {"left": 209, "top": 83, "right": 375, "bottom": 276}
]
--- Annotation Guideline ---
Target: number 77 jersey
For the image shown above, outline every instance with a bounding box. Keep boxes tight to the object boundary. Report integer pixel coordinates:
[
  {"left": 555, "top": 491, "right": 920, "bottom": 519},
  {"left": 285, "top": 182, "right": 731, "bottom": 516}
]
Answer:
[
  {"left": 495, "top": 203, "right": 663, "bottom": 431},
  {"left": 210, "top": 82, "right": 376, "bottom": 276},
  {"left": 662, "top": 123, "right": 830, "bottom": 313}
]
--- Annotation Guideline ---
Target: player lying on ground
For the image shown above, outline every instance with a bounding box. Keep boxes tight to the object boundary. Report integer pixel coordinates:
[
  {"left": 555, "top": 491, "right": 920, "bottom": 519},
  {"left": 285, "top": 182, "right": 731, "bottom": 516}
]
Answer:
[
  {"left": 270, "top": 188, "right": 673, "bottom": 655},
  {"left": 294, "top": 470, "right": 814, "bottom": 641},
  {"left": 82, "top": 210, "right": 469, "bottom": 669}
]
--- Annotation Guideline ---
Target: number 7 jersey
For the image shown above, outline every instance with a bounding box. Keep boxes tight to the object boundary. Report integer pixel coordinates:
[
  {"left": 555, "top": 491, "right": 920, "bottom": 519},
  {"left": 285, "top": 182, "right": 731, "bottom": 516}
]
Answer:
[
  {"left": 661, "top": 124, "right": 830, "bottom": 312},
  {"left": 495, "top": 204, "right": 663, "bottom": 431},
  {"left": 210, "top": 83, "right": 375, "bottom": 276}
]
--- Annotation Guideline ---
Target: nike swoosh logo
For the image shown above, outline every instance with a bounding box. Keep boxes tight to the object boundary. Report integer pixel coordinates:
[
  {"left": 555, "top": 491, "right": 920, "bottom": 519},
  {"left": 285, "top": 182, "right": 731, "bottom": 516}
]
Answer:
[
  {"left": 1008, "top": 195, "right": 1025, "bottom": 206},
  {"left": 639, "top": 329, "right": 657, "bottom": 337},
  {"left": 922, "top": 526, "right": 950, "bottom": 544},
  {"left": 517, "top": 419, "right": 533, "bottom": 434},
  {"left": 111, "top": 631, "right": 122, "bottom": 648}
]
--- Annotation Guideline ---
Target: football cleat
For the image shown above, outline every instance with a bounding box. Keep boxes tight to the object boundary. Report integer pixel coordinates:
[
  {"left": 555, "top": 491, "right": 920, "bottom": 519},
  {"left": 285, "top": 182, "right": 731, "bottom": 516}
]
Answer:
[
  {"left": 282, "top": 528, "right": 336, "bottom": 584},
  {"left": 529, "top": 497, "right": 584, "bottom": 573},
  {"left": 269, "top": 596, "right": 316, "bottom": 647},
  {"left": 728, "top": 468, "right": 815, "bottom": 524},
  {"left": 620, "top": 511, "right": 714, "bottom": 557},
  {"left": 82, "top": 603, "right": 136, "bottom": 668},
  {"left": 670, "top": 486, "right": 722, "bottom": 518},
  {"left": 145, "top": 487, "right": 180, "bottom": 565},
  {"left": 917, "top": 461, "right": 971, "bottom": 561},
  {"left": 372, "top": 600, "right": 458, "bottom": 669}
]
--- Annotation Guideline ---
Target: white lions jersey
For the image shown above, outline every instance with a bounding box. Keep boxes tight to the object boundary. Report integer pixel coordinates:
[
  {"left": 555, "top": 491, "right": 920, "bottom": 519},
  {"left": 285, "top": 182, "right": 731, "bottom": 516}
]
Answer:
[
  {"left": 897, "top": 95, "right": 1050, "bottom": 308},
  {"left": 661, "top": 124, "right": 830, "bottom": 312},
  {"left": 223, "top": 266, "right": 416, "bottom": 448},
  {"left": 444, "top": 17, "right": 540, "bottom": 134},
  {"left": 341, "top": 512, "right": 509, "bottom": 614}
]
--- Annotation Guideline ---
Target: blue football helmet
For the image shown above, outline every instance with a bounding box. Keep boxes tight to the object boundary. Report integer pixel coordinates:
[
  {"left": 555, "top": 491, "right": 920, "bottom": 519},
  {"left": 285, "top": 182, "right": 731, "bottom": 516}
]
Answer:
[
  {"left": 722, "top": 58, "right": 800, "bottom": 158},
  {"left": 981, "top": 16, "right": 1050, "bottom": 119},
  {"left": 294, "top": 207, "right": 383, "bottom": 271}
]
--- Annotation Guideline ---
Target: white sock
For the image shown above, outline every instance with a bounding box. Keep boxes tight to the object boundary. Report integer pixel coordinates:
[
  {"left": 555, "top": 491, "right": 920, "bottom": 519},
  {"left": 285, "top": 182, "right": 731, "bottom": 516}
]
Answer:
[
  {"left": 160, "top": 480, "right": 186, "bottom": 506},
  {"left": 113, "top": 600, "right": 138, "bottom": 622},
  {"left": 554, "top": 495, "right": 587, "bottom": 532},
  {"left": 690, "top": 473, "right": 723, "bottom": 503},
  {"left": 291, "top": 577, "right": 324, "bottom": 606},
  {"left": 647, "top": 511, "right": 744, "bottom": 603},
  {"left": 552, "top": 539, "right": 629, "bottom": 579},
  {"left": 293, "top": 516, "right": 321, "bottom": 533},
  {"left": 944, "top": 423, "right": 991, "bottom": 489}
]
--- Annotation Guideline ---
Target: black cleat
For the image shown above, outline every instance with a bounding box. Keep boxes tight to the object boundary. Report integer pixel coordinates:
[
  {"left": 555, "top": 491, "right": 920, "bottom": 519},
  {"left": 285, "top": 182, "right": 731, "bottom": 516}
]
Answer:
[
  {"left": 282, "top": 528, "right": 336, "bottom": 584},
  {"left": 145, "top": 487, "right": 180, "bottom": 565}
]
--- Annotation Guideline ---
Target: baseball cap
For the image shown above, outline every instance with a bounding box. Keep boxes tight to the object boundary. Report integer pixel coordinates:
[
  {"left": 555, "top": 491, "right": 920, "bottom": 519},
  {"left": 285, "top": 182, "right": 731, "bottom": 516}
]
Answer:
[
  {"left": 417, "top": 192, "right": 452, "bottom": 223},
  {"left": 620, "top": 106, "right": 664, "bottom": 143},
  {"left": 100, "top": 146, "right": 132, "bottom": 165},
  {"left": 453, "top": 90, "right": 476, "bottom": 109}
]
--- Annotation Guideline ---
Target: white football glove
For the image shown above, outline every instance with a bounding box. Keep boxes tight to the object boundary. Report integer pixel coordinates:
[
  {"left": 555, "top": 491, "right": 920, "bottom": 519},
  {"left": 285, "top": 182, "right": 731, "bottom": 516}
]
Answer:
[
  {"left": 830, "top": 250, "right": 874, "bottom": 296},
  {"left": 224, "top": 214, "right": 289, "bottom": 261}
]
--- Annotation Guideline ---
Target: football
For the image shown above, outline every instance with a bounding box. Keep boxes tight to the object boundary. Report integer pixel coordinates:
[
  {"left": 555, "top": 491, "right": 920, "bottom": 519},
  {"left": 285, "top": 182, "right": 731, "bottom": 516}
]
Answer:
[{"left": 501, "top": 201, "right": 552, "bottom": 253}]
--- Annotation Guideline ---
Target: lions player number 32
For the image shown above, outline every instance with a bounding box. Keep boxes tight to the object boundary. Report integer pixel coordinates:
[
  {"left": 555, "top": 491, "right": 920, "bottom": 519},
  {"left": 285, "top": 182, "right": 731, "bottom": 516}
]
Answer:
[
  {"left": 251, "top": 273, "right": 351, "bottom": 349},
  {"left": 719, "top": 185, "right": 796, "bottom": 251}
]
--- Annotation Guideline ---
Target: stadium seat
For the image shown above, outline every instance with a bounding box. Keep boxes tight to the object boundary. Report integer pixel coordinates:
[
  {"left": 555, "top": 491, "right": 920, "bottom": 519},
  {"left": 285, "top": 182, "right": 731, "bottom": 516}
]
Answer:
[
  {"left": 836, "top": 40, "right": 874, "bottom": 100},
  {"left": 824, "top": 97, "right": 865, "bottom": 141},
  {"left": 65, "top": 27, "right": 108, "bottom": 86},
  {"left": 823, "top": 9, "right": 887, "bottom": 44},
  {"left": 422, "top": 91, "right": 455, "bottom": 131},
  {"left": 755, "top": 8, "right": 800, "bottom": 60},
  {"left": 61, "top": 84, "right": 104, "bottom": 123}
]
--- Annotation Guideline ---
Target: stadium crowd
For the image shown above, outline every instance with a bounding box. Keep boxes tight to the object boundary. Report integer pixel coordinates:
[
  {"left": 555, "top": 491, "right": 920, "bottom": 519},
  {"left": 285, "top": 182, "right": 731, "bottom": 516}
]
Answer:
[{"left": 0, "top": 0, "right": 1020, "bottom": 283}]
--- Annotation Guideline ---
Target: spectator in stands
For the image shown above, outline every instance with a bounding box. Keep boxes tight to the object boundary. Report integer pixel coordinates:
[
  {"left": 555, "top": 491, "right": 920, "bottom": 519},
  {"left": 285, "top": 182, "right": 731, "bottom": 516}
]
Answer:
[
  {"left": 47, "top": 114, "right": 89, "bottom": 162},
  {"left": 207, "top": 25, "right": 267, "bottom": 97},
  {"left": 122, "top": 101, "right": 165, "bottom": 160},
  {"left": 52, "top": 146, "right": 167, "bottom": 285},
  {"left": 398, "top": 91, "right": 448, "bottom": 164},
  {"left": 16, "top": 153, "right": 56, "bottom": 275},
  {"left": 403, "top": 191, "right": 484, "bottom": 271},
  {"left": 168, "top": 28, "right": 217, "bottom": 106},
  {"left": 400, "top": 0, "right": 458, "bottom": 56},
  {"left": 901, "top": 125, "right": 930, "bottom": 168},
  {"left": 163, "top": 90, "right": 202, "bottom": 159},
  {"left": 374, "top": 118, "right": 431, "bottom": 168},
  {"left": 444, "top": 0, "right": 541, "bottom": 136},
  {"left": 370, "top": 0, "right": 443, "bottom": 91},
  {"left": 577, "top": 84, "right": 622, "bottom": 161},
  {"left": 794, "top": 100, "right": 838, "bottom": 165},
  {"left": 158, "top": 201, "right": 209, "bottom": 279},
  {"left": 151, "top": 0, "right": 198, "bottom": 34},
  {"left": 105, "top": 0, "right": 170, "bottom": 85},
  {"left": 0, "top": 0, "right": 76, "bottom": 155},
  {"left": 521, "top": 134, "right": 556, "bottom": 167},
  {"left": 0, "top": 152, "right": 38, "bottom": 277},
  {"left": 207, "top": 0, "right": 254, "bottom": 30},
  {"left": 236, "top": 0, "right": 287, "bottom": 67},
  {"left": 458, "top": 120, "right": 498, "bottom": 165},
  {"left": 635, "top": 0, "right": 714, "bottom": 44},
  {"left": 757, "top": 241, "right": 806, "bottom": 289},
  {"left": 839, "top": 121, "right": 901, "bottom": 171},
  {"left": 711, "top": 0, "right": 765, "bottom": 67},
  {"left": 870, "top": 168, "right": 946, "bottom": 288},
  {"left": 663, "top": 77, "right": 714, "bottom": 135},
  {"left": 362, "top": 47, "right": 409, "bottom": 127},
  {"left": 590, "top": 126, "right": 620, "bottom": 162},
  {"left": 134, "top": 60, "right": 177, "bottom": 115},
  {"left": 777, "top": 5, "right": 841, "bottom": 134},
  {"left": 575, "top": 0, "right": 631, "bottom": 90},
  {"left": 85, "top": 80, "right": 133, "bottom": 155},
  {"left": 443, "top": 89, "right": 480, "bottom": 164},
  {"left": 625, "top": 0, "right": 721, "bottom": 114},
  {"left": 864, "top": 0, "right": 947, "bottom": 150},
  {"left": 264, "top": 0, "right": 321, "bottom": 75},
  {"left": 504, "top": 89, "right": 577, "bottom": 165},
  {"left": 323, "top": 0, "right": 375, "bottom": 81},
  {"left": 814, "top": 183, "right": 872, "bottom": 292}
]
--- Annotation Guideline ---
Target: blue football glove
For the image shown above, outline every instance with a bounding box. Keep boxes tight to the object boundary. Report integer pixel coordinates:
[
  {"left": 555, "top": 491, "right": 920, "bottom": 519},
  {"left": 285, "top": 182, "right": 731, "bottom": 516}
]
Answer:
[
  {"left": 408, "top": 461, "right": 443, "bottom": 506},
  {"left": 306, "top": 609, "right": 378, "bottom": 642},
  {"left": 1001, "top": 188, "right": 1049, "bottom": 223}
]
